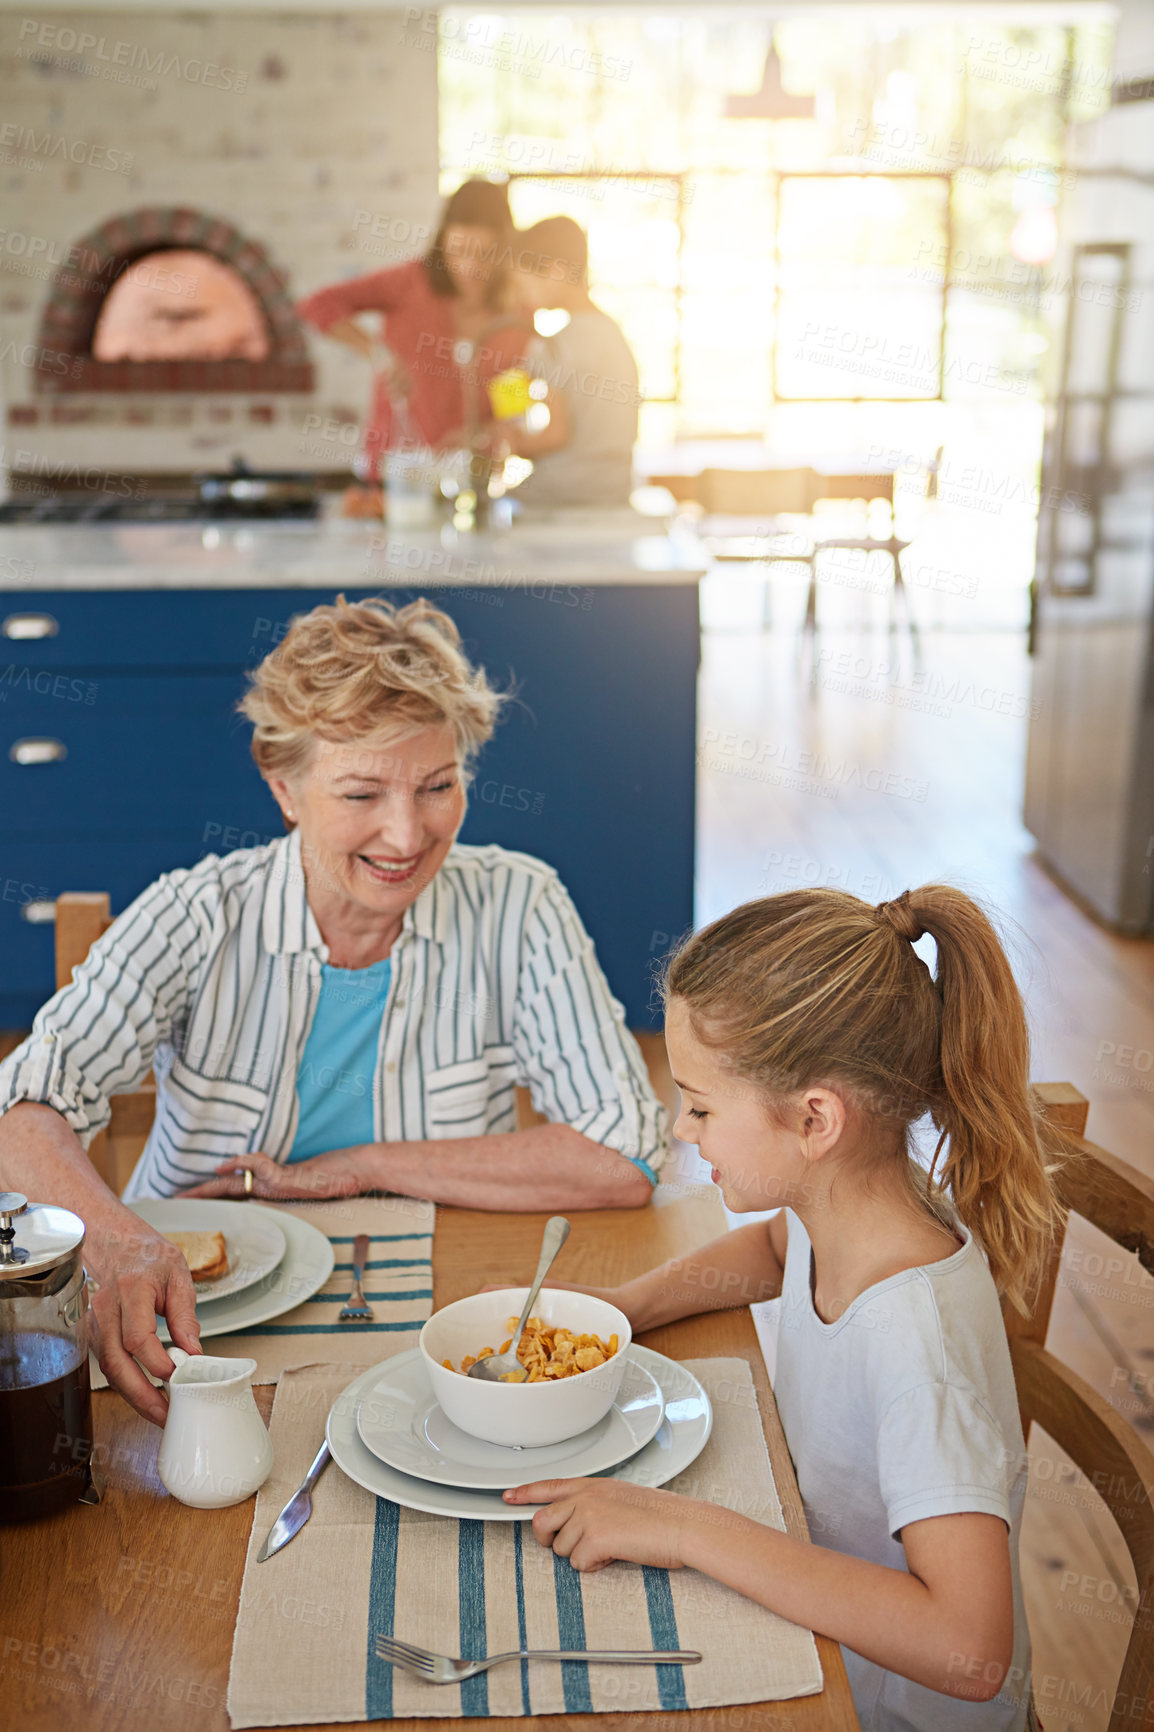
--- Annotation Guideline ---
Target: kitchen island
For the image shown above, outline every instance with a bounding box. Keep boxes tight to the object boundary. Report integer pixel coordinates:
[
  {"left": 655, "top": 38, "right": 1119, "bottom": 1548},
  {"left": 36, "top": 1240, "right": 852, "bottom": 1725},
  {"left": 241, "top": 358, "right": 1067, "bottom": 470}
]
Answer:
[{"left": 0, "top": 512, "right": 706, "bottom": 1028}]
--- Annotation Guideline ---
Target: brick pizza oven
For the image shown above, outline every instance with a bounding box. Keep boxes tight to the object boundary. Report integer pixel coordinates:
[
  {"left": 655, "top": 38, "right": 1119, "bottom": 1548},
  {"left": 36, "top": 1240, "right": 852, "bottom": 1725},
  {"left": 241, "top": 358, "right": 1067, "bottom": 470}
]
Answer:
[{"left": 33, "top": 205, "right": 313, "bottom": 394}]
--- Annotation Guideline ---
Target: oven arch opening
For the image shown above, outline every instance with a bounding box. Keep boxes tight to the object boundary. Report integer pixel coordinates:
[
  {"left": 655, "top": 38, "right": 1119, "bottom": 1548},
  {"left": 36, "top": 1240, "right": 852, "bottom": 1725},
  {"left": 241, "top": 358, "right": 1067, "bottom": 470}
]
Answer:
[{"left": 34, "top": 205, "right": 313, "bottom": 393}]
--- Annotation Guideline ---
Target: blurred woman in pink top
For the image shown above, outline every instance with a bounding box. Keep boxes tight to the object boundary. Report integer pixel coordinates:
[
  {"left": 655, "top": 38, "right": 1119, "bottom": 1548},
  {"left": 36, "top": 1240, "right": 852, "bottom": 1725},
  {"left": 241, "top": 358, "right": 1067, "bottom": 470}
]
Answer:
[{"left": 296, "top": 179, "right": 533, "bottom": 493}]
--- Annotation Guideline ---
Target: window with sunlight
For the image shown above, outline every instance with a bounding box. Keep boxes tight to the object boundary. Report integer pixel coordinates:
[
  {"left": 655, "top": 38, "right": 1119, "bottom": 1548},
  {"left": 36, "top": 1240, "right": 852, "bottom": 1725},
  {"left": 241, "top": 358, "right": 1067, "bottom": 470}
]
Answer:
[{"left": 439, "top": 10, "right": 1113, "bottom": 619}]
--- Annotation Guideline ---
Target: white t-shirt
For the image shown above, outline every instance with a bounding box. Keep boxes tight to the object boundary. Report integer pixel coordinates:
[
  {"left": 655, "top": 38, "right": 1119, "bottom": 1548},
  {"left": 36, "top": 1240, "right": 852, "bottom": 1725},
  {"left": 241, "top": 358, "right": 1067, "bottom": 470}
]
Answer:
[
  {"left": 517, "top": 308, "right": 639, "bottom": 508},
  {"left": 772, "top": 1209, "right": 1031, "bottom": 1732}
]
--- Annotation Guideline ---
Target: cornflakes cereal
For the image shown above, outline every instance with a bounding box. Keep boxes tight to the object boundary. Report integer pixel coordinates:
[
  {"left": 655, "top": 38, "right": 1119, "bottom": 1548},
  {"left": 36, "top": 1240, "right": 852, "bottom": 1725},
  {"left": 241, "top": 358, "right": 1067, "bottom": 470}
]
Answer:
[{"left": 448, "top": 1316, "right": 619, "bottom": 1381}]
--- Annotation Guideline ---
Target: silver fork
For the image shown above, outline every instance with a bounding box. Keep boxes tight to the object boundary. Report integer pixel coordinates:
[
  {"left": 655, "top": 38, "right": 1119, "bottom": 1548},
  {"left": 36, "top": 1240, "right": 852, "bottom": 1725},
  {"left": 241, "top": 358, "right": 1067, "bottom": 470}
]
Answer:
[
  {"left": 338, "top": 1233, "right": 375, "bottom": 1323},
  {"left": 374, "top": 1635, "right": 702, "bottom": 1683}
]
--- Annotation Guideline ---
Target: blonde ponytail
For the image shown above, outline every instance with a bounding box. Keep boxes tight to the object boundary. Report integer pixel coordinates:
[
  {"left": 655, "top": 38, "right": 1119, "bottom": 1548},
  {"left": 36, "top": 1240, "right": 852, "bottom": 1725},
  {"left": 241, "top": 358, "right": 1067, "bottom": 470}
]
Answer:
[
  {"left": 665, "top": 884, "right": 1063, "bottom": 1312},
  {"left": 890, "top": 886, "right": 1063, "bottom": 1313}
]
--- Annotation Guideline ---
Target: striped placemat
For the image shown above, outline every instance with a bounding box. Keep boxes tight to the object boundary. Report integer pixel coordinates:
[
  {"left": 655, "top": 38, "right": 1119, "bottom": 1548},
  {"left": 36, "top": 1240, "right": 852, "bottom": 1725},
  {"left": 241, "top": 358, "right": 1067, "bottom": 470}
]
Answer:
[
  {"left": 227, "top": 1356, "right": 824, "bottom": 1725},
  {"left": 91, "top": 1195, "right": 434, "bottom": 1388},
  {"left": 229, "top": 1195, "right": 434, "bottom": 1382}
]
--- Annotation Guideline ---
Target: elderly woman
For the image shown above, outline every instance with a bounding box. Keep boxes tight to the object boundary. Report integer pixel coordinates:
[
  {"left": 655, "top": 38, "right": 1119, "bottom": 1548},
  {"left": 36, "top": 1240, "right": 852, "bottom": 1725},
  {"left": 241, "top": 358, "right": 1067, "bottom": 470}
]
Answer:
[{"left": 0, "top": 597, "right": 665, "bottom": 1423}]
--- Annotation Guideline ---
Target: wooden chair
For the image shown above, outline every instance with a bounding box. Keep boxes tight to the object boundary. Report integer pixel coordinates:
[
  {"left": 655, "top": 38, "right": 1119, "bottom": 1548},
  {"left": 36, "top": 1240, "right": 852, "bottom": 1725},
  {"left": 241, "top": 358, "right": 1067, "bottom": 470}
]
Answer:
[
  {"left": 54, "top": 893, "right": 155, "bottom": 1196},
  {"left": 692, "top": 471, "right": 916, "bottom": 653},
  {"left": 799, "top": 467, "right": 928, "bottom": 661},
  {"left": 802, "top": 534, "right": 919, "bottom": 664},
  {"left": 1017, "top": 1084, "right": 1154, "bottom": 1730},
  {"left": 809, "top": 469, "right": 895, "bottom": 515},
  {"left": 696, "top": 466, "right": 818, "bottom": 517}
]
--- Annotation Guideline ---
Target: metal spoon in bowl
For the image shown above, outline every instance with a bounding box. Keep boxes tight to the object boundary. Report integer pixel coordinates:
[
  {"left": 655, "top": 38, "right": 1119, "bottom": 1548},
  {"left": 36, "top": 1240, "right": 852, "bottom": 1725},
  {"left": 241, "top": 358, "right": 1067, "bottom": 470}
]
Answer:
[{"left": 467, "top": 1216, "right": 571, "bottom": 1381}]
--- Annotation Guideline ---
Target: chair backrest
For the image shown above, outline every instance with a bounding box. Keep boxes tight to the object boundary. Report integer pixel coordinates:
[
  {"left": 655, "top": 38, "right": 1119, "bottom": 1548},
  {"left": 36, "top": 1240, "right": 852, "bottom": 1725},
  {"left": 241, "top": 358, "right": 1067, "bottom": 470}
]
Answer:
[
  {"left": 1013, "top": 1084, "right": 1154, "bottom": 1730},
  {"left": 53, "top": 892, "right": 154, "bottom": 1196},
  {"left": 809, "top": 470, "right": 895, "bottom": 508},
  {"left": 925, "top": 444, "right": 945, "bottom": 500},
  {"left": 699, "top": 467, "right": 817, "bottom": 515},
  {"left": 55, "top": 892, "right": 112, "bottom": 992}
]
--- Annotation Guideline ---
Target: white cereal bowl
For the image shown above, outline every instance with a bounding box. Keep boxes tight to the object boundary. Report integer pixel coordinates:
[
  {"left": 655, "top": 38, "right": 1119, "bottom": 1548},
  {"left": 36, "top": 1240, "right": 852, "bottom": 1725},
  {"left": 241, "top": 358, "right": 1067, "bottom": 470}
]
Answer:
[{"left": 420, "top": 1288, "right": 632, "bottom": 1448}]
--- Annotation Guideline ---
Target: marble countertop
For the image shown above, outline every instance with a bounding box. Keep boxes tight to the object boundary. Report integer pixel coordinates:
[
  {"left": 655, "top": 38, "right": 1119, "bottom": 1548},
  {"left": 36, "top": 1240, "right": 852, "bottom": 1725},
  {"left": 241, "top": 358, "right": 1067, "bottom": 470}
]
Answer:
[{"left": 0, "top": 509, "right": 708, "bottom": 591}]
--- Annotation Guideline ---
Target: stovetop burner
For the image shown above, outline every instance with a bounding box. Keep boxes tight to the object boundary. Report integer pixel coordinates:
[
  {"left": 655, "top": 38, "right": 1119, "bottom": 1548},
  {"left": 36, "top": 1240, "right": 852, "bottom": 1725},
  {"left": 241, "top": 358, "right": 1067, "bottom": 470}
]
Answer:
[{"left": 0, "top": 494, "right": 320, "bottom": 524}]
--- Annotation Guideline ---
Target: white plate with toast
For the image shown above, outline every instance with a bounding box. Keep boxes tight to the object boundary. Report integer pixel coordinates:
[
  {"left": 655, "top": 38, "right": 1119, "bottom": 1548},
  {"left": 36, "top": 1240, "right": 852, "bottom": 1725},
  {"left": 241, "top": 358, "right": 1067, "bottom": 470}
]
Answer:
[
  {"left": 128, "top": 1199, "right": 287, "bottom": 1304},
  {"left": 130, "top": 1205, "right": 335, "bottom": 1342}
]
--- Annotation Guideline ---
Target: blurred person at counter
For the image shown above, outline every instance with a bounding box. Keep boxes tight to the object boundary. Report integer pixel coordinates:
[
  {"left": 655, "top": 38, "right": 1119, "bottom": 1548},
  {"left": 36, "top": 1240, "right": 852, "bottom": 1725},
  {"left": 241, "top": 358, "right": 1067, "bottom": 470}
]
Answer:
[
  {"left": 505, "top": 216, "right": 640, "bottom": 510},
  {"left": 296, "top": 178, "right": 533, "bottom": 513},
  {"left": 0, "top": 598, "right": 664, "bottom": 1425}
]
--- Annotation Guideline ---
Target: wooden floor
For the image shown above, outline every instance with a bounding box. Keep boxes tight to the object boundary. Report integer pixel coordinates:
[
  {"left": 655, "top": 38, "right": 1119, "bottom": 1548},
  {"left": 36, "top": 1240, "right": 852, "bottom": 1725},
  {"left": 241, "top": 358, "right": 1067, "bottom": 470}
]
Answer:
[{"left": 698, "top": 573, "right": 1149, "bottom": 1732}]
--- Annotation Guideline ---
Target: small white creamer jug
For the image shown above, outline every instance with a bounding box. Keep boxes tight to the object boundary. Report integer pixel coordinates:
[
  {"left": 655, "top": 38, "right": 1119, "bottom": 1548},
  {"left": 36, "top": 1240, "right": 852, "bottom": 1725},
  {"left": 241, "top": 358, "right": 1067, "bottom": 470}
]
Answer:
[{"left": 157, "top": 1347, "right": 273, "bottom": 1509}]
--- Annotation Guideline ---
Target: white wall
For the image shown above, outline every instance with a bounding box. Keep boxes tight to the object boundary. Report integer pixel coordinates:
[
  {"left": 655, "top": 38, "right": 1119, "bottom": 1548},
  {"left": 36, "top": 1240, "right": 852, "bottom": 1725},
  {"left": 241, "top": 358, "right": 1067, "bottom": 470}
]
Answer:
[{"left": 0, "top": 9, "right": 440, "bottom": 474}]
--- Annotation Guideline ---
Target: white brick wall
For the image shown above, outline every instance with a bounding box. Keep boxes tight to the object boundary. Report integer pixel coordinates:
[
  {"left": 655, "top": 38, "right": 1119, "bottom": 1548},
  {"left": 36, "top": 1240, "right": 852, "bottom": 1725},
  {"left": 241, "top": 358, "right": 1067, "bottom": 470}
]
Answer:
[{"left": 0, "top": 10, "right": 440, "bottom": 474}]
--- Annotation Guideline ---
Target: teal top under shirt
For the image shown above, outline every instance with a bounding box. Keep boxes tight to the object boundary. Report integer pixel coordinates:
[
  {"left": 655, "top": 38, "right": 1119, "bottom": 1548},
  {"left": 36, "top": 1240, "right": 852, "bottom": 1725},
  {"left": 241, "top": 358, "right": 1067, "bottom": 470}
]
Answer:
[{"left": 288, "top": 959, "right": 391, "bottom": 1162}]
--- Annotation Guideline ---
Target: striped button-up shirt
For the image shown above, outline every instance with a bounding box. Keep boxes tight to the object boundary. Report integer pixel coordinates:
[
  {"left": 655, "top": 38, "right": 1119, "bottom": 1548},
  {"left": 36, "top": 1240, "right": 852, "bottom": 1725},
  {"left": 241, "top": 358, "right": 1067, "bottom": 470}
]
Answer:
[{"left": 0, "top": 832, "right": 668, "bottom": 1201}]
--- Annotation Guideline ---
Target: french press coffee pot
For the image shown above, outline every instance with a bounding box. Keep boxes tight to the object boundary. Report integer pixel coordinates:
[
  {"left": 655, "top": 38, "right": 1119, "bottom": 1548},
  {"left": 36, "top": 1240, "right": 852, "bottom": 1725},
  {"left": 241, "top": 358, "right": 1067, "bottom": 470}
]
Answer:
[{"left": 0, "top": 1192, "right": 96, "bottom": 1521}]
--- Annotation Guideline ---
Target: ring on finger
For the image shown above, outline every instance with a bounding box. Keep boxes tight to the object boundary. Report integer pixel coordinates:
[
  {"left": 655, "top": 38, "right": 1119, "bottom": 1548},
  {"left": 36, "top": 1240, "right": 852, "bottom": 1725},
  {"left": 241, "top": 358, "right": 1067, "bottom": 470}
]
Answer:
[{"left": 242, "top": 1167, "right": 254, "bottom": 1196}]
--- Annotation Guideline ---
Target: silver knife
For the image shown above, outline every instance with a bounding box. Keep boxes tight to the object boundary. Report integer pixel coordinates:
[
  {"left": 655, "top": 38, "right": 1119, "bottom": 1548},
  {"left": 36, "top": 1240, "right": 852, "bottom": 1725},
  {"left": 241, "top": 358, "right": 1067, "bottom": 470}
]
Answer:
[{"left": 257, "top": 1440, "right": 332, "bottom": 1562}]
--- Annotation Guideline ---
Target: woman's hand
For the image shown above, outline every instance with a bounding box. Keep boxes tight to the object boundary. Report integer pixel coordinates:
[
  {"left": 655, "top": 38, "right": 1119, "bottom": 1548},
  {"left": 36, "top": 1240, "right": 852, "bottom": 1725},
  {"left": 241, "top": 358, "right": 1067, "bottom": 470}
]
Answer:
[
  {"left": 482, "top": 429, "right": 512, "bottom": 462},
  {"left": 339, "top": 484, "right": 384, "bottom": 520},
  {"left": 180, "top": 1149, "right": 364, "bottom": 1202},
  {"left": 436, "top": 425, "right": 505, "bottom": 457},
  {"left": 371, "top": 347, "right": 413, "bottom": 402},
  {"left": 504, "top": 1479, "right": 693, "bottom": 1572},
  {"left": 85, "top": 1214, "right": 202, "bottom": 1427}
]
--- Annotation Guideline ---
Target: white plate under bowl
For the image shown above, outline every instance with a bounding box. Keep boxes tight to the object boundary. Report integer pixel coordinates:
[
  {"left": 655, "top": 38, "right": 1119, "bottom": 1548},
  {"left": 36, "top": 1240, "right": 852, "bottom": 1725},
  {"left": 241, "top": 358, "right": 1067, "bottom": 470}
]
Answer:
[
  {"left": 356, "top": 1350, "right": 664, "bottom": 1489},
  {"left": 129, "top": 1205, "right": 335, "bottom": 1342},
  {"left": 328, "top": 1345, "right": 712, "bottom": 1520},
  {"left": 129, "top": 1199, "right": 286, "bottom": 1303}
]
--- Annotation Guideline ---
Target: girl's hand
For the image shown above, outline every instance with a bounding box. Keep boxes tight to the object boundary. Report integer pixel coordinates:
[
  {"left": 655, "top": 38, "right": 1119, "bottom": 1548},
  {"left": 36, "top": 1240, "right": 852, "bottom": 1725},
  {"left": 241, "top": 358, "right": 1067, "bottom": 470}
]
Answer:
[
  {"left": 504, "top": 1479, "right": 692, "bottom": 1572},
  {"left": 180, "top": 1149, "right": 362, "bottom": 1202},
  {"left": 479, "top": 1278, "right": 646, "bottom": 1331}
]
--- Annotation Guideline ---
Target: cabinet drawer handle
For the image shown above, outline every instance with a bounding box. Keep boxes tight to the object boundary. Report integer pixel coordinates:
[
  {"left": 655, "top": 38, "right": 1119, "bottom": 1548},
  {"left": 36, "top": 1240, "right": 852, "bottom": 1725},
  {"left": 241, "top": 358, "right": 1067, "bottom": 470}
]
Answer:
[
  {"left": 20, "top": 900, "right": 56, "bottom": 925},
  {"left": 9, "top": 737, "right": 67, "bottom": 765},
  {"left": 2, "top": 613, "right": 59, "bottom": 640}
]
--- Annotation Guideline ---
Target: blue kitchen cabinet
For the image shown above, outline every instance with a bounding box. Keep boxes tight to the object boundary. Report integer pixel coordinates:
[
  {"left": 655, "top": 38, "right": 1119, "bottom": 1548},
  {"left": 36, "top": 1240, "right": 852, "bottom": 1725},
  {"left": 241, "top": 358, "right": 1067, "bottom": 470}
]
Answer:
[
  {"left": 0, "top": 674, "right": 263, "bottom": 836},
  {"left": 0, "top": 585, "right": 698, "bottom": 1028}
]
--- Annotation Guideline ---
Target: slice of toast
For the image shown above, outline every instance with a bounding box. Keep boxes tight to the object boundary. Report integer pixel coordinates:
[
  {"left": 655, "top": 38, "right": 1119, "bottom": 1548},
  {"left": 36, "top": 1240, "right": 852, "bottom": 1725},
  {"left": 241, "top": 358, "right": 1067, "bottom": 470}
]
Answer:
[{"left": 166, "top": 1229, "right": 229, "bottom": 1282}]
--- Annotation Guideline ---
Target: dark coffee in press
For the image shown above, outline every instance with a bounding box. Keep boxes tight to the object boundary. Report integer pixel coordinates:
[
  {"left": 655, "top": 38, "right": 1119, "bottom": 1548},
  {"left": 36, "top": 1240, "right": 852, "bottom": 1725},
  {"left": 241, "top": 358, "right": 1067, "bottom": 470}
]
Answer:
[{"left": 0, "top": 1328, "right": 93, "bottom": 1521}]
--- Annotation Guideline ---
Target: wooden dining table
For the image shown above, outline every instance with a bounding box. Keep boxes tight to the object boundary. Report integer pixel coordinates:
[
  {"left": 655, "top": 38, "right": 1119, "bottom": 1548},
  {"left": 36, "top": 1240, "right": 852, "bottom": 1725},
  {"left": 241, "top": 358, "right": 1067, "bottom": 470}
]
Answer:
[{"left": 0, "top": 1186, "right": 860, "bottom": 1732}]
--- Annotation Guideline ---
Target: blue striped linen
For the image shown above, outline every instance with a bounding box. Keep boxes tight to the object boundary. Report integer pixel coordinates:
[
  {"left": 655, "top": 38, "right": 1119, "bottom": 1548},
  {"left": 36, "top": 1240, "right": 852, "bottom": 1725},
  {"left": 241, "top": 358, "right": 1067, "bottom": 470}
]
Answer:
[
  {"left": 225, "top": 1198, "right": 434, "bottom": 1379},
  {"left": 90, "top": 1195, "right": 435, "bottom": 1390},
  {"left": 239, "top": 1233, "right": 432, "bottom": 1334},
  {"left": 364, "top": 1498, "right": 692, "bottom": 1720},
  {"left": 227, "top": 1358, "right": 824, "bottom": 1727}
]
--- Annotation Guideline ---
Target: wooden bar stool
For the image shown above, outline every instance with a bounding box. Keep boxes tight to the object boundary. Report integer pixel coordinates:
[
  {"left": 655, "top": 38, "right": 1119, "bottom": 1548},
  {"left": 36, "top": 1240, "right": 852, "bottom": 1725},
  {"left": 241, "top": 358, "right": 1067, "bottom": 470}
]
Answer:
[{"left": 802, "top": 534, "right": 920, "bottom": 663}]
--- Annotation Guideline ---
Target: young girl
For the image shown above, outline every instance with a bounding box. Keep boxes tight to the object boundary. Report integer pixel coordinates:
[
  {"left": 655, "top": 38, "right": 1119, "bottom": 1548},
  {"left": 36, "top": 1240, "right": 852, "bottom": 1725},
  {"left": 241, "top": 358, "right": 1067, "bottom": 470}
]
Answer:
[{"left": 504, "top": 885, "right": 1060, "bottom": 1731}]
